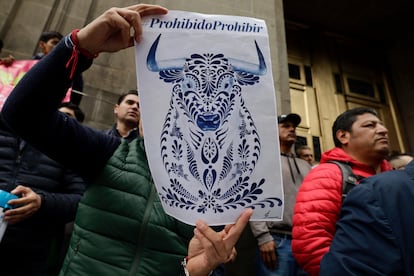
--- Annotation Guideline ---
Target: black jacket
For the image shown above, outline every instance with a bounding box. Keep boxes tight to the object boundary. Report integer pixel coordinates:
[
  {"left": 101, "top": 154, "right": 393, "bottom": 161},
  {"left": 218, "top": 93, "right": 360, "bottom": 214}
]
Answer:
[
  {"left": 103, "top": 124, "right": 139, "bottom": 142},
  {"left": 0, "top": 115, "right": 85, "bottom": 274},
  {"left": 2, "top": 35, "right": 192, "bottom": 276}
]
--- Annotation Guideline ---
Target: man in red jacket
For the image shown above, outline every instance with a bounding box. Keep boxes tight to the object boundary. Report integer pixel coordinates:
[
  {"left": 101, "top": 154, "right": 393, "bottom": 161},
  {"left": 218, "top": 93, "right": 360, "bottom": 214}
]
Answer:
[{"left": 292, "top": 107, "right": 392, "bottom": 275}]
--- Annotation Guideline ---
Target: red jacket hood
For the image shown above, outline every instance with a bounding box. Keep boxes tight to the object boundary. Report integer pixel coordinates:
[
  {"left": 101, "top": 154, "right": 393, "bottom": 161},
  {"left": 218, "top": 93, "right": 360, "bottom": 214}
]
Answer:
[{"left": 320, "top": 147, "right": 392, "bottom": 176}]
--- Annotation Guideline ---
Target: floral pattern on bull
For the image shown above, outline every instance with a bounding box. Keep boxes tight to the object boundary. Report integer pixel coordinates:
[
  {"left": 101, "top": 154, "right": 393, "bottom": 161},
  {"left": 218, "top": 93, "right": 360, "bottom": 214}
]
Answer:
[{"left": 147, "top": 34, "right": 282, "bottom": 213}]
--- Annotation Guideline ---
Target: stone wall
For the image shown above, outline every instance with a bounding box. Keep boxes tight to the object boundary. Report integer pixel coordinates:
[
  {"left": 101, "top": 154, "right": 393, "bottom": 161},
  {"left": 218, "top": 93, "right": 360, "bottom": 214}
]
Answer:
[{"left": 0, "top": 0, "right": 288, "bottom": 131}]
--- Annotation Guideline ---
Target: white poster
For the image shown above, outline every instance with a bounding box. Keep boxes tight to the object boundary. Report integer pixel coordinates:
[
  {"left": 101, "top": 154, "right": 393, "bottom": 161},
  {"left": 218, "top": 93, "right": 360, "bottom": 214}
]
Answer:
[{"left": 136, "top": 10, "right": 283, "bottom": 225}]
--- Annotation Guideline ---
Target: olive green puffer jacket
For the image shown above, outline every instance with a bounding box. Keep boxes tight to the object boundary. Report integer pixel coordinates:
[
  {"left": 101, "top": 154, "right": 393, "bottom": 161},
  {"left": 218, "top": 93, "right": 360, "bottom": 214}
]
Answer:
[{"left": 60, "top": 139, "right": 194, "bottom": 275}]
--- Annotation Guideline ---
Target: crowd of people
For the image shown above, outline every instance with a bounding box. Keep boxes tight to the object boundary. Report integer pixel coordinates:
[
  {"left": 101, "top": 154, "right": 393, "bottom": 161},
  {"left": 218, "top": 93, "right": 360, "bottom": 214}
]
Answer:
[{"left": 0, "top": 3, "right": 413, "bottom": 276}]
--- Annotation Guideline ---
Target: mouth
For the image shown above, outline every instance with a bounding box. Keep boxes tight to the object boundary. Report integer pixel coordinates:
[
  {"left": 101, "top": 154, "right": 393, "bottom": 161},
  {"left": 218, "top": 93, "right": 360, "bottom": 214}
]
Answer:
[
  {"left": 197, "top": 114, "right": 220, "bottom": 131},
  {"left": 376, "top": 137, "right": 389, "bottom": 144},
  {"left": 127, "top": 112, "right": 138, "bottom": 117}
]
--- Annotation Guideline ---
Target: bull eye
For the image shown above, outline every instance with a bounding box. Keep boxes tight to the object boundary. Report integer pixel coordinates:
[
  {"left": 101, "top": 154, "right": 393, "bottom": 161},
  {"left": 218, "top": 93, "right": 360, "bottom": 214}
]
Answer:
[
  {"left": 182, "top": 79, "right": 192, "bottom": 89},
  {"left": 183, "top": 75, "right": 199, "bottom": 91},
  {"left": 218, "top": 74, "right": 233, "bottom": 91}
]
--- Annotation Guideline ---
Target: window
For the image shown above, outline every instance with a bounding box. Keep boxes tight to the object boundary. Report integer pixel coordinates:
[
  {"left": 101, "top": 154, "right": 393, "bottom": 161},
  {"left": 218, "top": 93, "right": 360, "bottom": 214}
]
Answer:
[
  {"left": 347, "top": 78, "right": 375, "bottom": 97},
  {"left": 288, "top": 63, "right": 301, "bottom": 80},
  {"left": 334, "top": 73, "right": 344, "bottom": 94},
  {"left": 304, "top": 65, "right": 313, "bottom": 86}
]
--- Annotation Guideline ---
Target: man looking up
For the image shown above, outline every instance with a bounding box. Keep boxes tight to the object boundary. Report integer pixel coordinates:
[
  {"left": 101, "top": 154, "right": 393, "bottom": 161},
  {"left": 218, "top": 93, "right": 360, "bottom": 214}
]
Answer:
[
  {"left": 105, "top": 89, "right": 140, "bottom": 141},
  {"left": 250, "top": 113, "right": 311, "bottom": 275},
  {"left": 292, "top": 107, "right": 392, "bottom": 275}
]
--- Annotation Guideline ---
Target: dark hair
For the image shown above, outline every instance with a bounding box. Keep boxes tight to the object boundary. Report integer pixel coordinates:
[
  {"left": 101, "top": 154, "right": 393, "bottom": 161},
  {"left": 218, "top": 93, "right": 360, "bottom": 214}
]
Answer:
[
  {"left": 332, "top": 107, "right": 378, "bottom": 147},
  {"left": 296, "top": 145, "right": 311, "bottom": 156},
  {"left": 38, "top": 31, "right": 63, "bottom": 43},
  {"left": 387, "top": 151, "right": 414, "bottom": 161},
  {"left": 0, "top": 38, "right": 3, "bottom": 51},
  {"left": 59, "top": 102, "right": 85, "bottom": 123},
  {"left": 117, "top": 89, "right": 138, "bottom": 105}
]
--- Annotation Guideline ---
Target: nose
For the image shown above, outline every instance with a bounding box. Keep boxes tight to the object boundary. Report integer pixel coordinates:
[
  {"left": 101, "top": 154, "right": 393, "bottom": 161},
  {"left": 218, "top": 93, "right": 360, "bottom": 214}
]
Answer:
[{"left": 377, "top": 124, "right": 388, "bottom": 134}]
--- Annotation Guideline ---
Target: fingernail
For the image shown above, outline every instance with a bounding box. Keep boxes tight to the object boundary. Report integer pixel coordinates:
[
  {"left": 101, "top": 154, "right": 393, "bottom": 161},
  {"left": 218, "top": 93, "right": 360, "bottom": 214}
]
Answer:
[{"left": 196, "top": 221, "right": 206, "bottom": 230}]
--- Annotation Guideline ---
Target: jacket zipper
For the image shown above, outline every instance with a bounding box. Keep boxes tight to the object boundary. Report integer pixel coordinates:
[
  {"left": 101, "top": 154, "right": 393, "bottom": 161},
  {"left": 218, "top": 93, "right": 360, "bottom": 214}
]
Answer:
[
  {"left": 11, "top": 140, "right": 26, "bottom": 189},
  {"left": 63, "top": 239, "right": 81, "bottom": 276},
  {"left": 129, "top": 182, "right": 156, "bottom": 276}
]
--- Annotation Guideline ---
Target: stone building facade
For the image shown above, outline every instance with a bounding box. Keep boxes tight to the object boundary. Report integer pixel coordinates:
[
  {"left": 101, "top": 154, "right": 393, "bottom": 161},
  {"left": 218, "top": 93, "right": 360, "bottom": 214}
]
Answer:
[
  {"left": 1, "top": 1, "right": 413, "bottom": 275},
  {"left": 2, "top": 0, "right": 413, "bottom": 153},
  {"left": 0, "top": 0, "right": 288, "bottom": 132}
]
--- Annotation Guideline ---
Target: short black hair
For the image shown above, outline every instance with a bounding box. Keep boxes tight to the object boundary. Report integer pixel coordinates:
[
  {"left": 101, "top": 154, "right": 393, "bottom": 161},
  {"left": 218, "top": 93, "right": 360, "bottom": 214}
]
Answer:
[
  {"left": 117, "top": 89, "right": 138, "bottom": 105},
  {"left": 296, "top": 145, "right": 311, "bottom": 155},
  {"left": 38, "top": 31, "right": 63, "bottom": 43},
  {"left": 59, "top": 102, "right": 85, "bottom": 123},
  {"left": 332, "top": 107, "right": 378, "bottom": 147},
  {"left": 387, "top": 151, "right": 414, "bottom": 161},
  {"left": 0, "top": 38, "right": 3, "bottom": 51}
]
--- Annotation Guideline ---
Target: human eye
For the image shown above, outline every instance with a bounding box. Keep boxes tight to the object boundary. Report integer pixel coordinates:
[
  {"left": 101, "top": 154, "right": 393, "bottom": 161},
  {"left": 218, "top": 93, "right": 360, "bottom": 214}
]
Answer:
[{"left": 363, "top": 121, "right": 375, "bottom": 128}]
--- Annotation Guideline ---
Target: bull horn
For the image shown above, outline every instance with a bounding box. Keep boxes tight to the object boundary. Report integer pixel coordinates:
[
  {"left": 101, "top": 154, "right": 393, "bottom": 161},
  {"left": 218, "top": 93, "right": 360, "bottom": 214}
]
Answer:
[
  {"left": 146, "top": 34, "right": 187, "bottom": 72},
  {"left": 229, "top": 40, "right": 267, "bottom": 75}
]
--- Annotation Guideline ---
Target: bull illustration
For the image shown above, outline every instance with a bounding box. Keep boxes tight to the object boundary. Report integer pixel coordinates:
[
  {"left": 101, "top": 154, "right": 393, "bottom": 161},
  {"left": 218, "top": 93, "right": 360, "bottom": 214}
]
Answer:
[{"left": 147, "top": 34, "right": 281, "bottom": 213}]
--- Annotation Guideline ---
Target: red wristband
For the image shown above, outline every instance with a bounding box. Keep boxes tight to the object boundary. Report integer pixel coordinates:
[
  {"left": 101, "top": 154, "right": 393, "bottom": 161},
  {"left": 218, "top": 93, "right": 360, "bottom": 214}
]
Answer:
[{"left": 70, "top": 29, "right": 98, "bottom": 59}]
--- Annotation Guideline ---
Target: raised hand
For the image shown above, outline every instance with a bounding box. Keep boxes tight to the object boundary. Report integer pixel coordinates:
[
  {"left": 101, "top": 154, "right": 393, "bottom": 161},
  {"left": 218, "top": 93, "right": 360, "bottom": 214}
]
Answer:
[
  {"left": 186, "top": 208, "right": 253, "bottom": 276},
  {"left": 76, "top": 4, "right": 168, "bottom": 56}
]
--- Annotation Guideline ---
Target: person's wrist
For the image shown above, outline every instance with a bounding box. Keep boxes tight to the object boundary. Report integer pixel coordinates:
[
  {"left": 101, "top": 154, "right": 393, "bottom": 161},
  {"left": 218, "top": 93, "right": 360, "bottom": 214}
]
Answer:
[
  {"left": 70, "top": 29, "right": 99, "bottom": 59},
  {"left": 186, "top": 257, "right": 214, "bottom": 276},
  {"left": 36, "top": 191, "right": 45, "bottom": 209}
]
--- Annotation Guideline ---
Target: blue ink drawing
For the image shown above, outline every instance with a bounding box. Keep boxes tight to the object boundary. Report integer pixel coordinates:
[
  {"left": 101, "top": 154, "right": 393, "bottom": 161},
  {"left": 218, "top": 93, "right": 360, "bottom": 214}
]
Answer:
[{"left": 147, "top": 34, "right": 282, "bottom": 213}]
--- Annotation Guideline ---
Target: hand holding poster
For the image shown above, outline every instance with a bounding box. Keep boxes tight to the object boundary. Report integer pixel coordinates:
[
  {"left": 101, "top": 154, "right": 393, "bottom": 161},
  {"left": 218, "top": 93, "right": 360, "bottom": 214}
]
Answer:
[{"left": 136, "top": 11, "right": 284, "bottom": 225}]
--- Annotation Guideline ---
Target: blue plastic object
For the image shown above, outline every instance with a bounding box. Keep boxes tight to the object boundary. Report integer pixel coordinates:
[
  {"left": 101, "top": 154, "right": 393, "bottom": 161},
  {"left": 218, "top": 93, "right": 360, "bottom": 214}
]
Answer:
[{"left": 0, "top": 190, "right": 18, "bottom": 209}]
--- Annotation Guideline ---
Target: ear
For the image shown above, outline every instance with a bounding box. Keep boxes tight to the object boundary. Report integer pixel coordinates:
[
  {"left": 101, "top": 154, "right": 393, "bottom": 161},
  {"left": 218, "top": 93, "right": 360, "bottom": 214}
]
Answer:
[
  {"left": 336, "top": 129, "right": 350, "bottom": 146},
  {"left": 39, "top": 41, "right": 46, "bottom": 51},
  {"left": 114, "top": 104, "right": 119, "bottom": 115}
]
